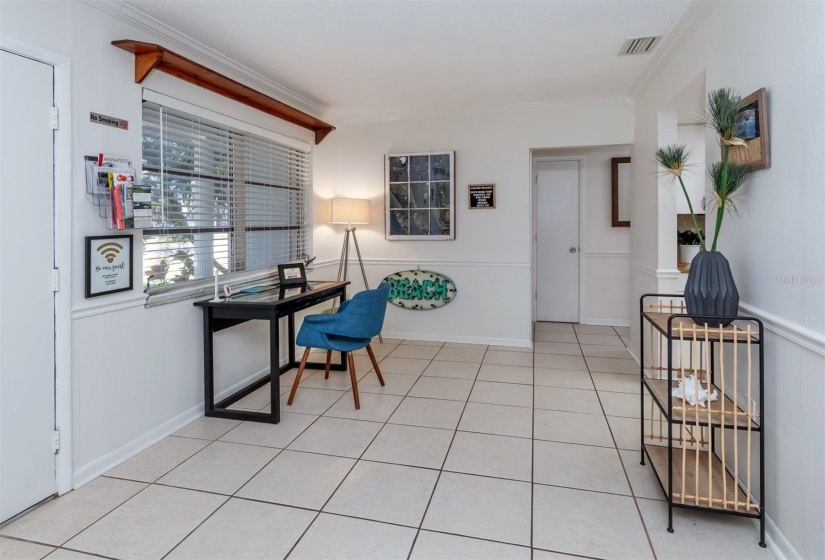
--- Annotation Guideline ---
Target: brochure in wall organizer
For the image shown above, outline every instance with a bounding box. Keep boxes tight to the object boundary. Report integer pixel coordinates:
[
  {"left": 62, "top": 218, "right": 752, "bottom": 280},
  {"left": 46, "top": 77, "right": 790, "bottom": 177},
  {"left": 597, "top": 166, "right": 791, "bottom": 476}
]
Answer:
[{"left": 131, "top": 185, "right": 153, "bottom": 229}]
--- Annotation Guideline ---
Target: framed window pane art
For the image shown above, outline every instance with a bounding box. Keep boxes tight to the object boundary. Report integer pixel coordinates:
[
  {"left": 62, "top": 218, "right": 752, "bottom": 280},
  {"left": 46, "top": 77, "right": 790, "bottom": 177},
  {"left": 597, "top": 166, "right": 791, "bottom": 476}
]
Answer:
[{"left": 385, "top": 151, "right": 455, "bottom": 240}]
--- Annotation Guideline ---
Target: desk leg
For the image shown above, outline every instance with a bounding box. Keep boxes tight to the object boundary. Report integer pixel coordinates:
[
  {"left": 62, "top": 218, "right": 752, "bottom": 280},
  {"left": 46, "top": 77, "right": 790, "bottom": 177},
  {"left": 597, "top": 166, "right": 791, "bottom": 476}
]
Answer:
[
  {"left": 288, "top": 313, "right": 296, "bottom": 365},
  {"left": 203, "top": 308, "right": 215, "bottom": 415},
  {"left": 269, "top": 312, "right": 280, "bottom": 424}
]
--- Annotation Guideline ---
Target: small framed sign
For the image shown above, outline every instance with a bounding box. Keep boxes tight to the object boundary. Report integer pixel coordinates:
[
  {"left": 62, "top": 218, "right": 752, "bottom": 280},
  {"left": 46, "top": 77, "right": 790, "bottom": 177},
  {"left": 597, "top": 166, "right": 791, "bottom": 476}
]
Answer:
[
  {"left": 85, "top": 235, "right": 133, "bottom": 298},
  {"left": 468, "top": 184, "right": 496, "bottom": 209},
  {"left": 278, "top": 263, "right": 307, "bottom": 285}
]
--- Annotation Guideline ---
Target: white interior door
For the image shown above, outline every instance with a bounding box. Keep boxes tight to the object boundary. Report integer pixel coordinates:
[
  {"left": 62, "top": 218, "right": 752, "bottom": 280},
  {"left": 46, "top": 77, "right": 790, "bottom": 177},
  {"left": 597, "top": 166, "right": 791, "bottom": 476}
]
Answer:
[
  {"left": 0, "top": 50, "right": 56, "bottom": 522},
  {"left": 536, "top": 160, "right": 580, "bottom": 323}
]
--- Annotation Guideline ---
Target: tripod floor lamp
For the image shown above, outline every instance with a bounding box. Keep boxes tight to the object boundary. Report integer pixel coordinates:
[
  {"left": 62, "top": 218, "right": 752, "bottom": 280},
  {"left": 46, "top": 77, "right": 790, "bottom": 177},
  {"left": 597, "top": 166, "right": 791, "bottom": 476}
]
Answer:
[{"left": 330, "top": 198, "right": 383, "bottom": 342}]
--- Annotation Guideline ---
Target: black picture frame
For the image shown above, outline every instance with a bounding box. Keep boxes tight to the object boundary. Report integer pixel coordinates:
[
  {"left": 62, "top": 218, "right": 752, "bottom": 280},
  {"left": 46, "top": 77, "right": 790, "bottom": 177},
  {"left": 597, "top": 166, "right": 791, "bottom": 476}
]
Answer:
[
  {"left": 468, "top": 184, "right": 496, "bottom": 209},
  {"left": 278, "top": 263, "right": 307, "bottom": 285},
  {"left": 85, "top": 234, "right": 134, "bottom": 298}
]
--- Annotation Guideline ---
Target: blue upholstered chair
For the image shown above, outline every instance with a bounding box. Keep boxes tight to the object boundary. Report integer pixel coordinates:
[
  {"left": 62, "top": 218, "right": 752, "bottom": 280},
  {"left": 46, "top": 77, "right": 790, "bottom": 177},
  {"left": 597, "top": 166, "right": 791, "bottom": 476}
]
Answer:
[{"left": 288, "top": 283, "right": 390, "bottom": 409}]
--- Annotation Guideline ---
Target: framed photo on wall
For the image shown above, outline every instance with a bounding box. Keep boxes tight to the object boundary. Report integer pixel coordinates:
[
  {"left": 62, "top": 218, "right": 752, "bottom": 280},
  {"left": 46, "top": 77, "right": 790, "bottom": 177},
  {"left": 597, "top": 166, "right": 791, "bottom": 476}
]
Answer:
[
  {"left": 727, "top": 88, "right": 770, "bottom": 170},
  {"left": 385, "top": 151, "right": 455, "bottom": 240},
  {"left": 85, "top": 234, "right": 133, "bottom": 298}
]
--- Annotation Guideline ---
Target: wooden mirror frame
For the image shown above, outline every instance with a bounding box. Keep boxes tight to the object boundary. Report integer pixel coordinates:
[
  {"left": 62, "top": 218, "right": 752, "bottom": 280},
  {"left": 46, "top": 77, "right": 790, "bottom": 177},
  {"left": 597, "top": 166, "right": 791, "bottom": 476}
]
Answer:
[{"left": 611, "top": 157, "right": 631, "bottom": 227}]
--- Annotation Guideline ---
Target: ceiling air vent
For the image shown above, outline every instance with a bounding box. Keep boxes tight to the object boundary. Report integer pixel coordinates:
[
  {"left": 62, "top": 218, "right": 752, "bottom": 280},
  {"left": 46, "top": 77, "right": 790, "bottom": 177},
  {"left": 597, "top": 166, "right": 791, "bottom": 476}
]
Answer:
[{"left": 619, "top": 36, "right": 661, "bottom": 56}]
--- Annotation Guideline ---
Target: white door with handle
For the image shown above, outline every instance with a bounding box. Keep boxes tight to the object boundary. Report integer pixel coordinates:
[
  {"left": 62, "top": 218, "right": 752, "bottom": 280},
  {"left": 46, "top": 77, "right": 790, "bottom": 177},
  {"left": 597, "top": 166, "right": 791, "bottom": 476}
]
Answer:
[
  {"left": 536, "top": 160, "right": 580, "bottom": 323},
  {"left": 0, "top": 50, "right": 57, "bottom": 521}
]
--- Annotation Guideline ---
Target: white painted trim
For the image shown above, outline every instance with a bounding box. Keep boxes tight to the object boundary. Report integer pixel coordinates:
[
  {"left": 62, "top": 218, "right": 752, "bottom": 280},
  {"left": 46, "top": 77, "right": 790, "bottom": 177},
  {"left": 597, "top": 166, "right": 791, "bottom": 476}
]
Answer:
[
  {"left": 2, "top": 36, "right": 75, "bottom": 497},
  {"left": 315, "top": 258, "right": 532, "bottom": 269},
  {"left": 739, "top": 302, "right": 825, "bottom": 357},
  {"left": 629, "top": 260, "right": 681, "bottom": 280},
  {"left": 758, "top": 513, "right": 801, "bottom": 560},
  {"left": 381, "top": 330, "right": 532, "bottom": 349},
  {"left": 626, "top": 344, "right": 641, "bottom": 366},
  {"left": 82, "top": 0, "right": 328, "bottom": 120},
  {"left": 72, "top": 364, "right": 272, "bottom": 488},
  {"left": 627, "top": 1, "right": 719, "bottom": 100},
  {"left": 72, "top": 296, "right": 147, "bottom": 320},
  {"left": 143, "top": 89, "right": 312, "bottom": 152},
  {"left": 582, "top": 318, "right": 631, "bottom": 327},
  {"left": 342, "top": 96, "right": 628, "bottom": 124},
  {"left": 583, "top": 251, "right": 630, "bottom": 258}
]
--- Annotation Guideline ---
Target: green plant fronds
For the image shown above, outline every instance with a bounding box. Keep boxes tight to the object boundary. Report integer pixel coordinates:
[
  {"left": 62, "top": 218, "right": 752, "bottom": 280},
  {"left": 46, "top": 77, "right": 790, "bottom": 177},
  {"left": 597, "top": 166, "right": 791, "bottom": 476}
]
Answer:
[
  {"left": 655, "top": 144, "right": 690, "bottom": 177},
  {"left": 708, "top": 160, "right": 750, "bottom": 206},
  {"left": 705, "top": 88, "right": 742, "bottom": 142}
]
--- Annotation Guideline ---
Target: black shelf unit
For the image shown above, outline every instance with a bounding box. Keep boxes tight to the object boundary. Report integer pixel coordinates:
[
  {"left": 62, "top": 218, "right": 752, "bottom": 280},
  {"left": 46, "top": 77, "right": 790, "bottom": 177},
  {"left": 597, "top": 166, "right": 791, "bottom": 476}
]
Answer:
[{"left": 639, "top": 293, "right": 765, "bottom": 547}]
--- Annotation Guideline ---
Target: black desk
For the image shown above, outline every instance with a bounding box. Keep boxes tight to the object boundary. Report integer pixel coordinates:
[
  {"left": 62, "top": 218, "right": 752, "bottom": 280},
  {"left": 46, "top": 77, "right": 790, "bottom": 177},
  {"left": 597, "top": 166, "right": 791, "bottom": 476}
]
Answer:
[{"left": 194, "top": 280, "right": 349, "bottom": 424}]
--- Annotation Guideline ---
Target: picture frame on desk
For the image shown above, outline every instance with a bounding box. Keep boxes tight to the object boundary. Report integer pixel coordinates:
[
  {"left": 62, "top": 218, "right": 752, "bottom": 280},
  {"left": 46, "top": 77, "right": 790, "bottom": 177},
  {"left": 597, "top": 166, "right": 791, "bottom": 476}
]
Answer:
[
  {"left": 85, "top": 234, "right": 133, "bottom": 298},
  {"left": 278, "top": 263, "right": 307, "bottom": 285}
]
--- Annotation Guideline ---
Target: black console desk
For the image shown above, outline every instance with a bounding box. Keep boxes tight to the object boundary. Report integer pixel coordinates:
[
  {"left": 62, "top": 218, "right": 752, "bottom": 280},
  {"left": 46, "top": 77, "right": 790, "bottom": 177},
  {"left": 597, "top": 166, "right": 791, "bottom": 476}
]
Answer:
[{"left": 194, "top": 280, "right": 349, "bottom": 424}]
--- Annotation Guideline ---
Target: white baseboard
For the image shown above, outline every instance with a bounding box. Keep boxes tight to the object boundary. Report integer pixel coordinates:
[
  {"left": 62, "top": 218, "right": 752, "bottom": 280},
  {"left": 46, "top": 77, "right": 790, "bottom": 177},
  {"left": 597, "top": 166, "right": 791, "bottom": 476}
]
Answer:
[
  {"left": 626, "top": 344, "right": 641, "bottom": 365},
  {"left": 381, "top": 330, "right": 532, "bottom": 349},
  {"left": 581, "top": 318, "right": 631, "bottom": 327},
  {"left": 71, "top": 365, "right": 272, "bottom": 488},
  {"left": 758, "top": 513, "right": 802, "bottom": 560}
]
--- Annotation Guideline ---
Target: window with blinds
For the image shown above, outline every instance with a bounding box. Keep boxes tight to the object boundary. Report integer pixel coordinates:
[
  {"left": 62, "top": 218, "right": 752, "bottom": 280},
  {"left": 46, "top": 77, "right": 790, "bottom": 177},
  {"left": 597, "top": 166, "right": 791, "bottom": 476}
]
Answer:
[{"left": 141, "top": 100, "right": 311, "bottom": 298}]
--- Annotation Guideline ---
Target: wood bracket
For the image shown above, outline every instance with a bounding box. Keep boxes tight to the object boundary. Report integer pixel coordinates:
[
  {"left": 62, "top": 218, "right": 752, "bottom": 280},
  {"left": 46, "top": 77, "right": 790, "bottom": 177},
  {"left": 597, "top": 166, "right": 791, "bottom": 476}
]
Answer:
[{"left": 112, "top": 39, "right": 335, "bottom": 144}]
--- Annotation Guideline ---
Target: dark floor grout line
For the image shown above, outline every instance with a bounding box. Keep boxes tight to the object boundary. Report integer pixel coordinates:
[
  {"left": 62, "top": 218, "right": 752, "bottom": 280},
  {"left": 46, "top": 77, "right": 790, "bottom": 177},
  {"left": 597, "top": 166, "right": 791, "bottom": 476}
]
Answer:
[
  {"left": 285, "top": 347, "right": 421, "bottom": 560},
  {"left": 530, "top": 324, "right": 536, "bottom": 559},
  {"left": 576, "top": 330, "right": 659, "bottom": 560},
  {"left": 406, "top": 345, "right": 489, "bottom": 560}
]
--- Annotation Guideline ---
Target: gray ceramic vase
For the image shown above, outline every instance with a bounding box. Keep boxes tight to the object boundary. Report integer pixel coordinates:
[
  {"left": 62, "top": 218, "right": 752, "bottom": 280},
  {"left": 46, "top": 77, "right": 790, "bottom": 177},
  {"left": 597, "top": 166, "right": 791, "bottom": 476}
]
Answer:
[{"left": 684, "top": 251, "right": 739, "bottom": 328}]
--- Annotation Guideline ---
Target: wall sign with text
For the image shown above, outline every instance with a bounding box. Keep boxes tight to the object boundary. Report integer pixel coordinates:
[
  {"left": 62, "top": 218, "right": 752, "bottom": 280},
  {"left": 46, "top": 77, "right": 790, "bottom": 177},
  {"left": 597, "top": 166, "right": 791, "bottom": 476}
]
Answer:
[
  {"left": 85, "top": 235, "right": 133, "bottom": 298},
  {"left": 468, "top": 184, "right": 496, "bottom": 209},
  {"left": 382, "top": 269, "right": 457, "bottom": 310}
]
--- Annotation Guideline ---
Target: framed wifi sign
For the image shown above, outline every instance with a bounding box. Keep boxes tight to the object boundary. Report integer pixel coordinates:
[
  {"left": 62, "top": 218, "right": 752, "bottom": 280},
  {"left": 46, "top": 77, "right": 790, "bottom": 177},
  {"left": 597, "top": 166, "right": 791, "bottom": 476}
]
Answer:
[{"left": 85, "top": 235, "right": 133, "bottom": 298}]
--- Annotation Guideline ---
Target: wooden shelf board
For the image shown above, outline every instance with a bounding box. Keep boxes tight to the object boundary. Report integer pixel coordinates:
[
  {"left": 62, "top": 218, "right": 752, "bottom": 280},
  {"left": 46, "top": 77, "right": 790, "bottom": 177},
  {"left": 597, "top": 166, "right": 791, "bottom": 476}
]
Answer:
[
  {"left": 112, "top": 40, "right": 335, "bottom": 145},
  {"left": 643, "top": 312, "right": 760, "bottom": 343},
  {"left": 644, "top": 378, "right": 760, "bottom": 431},
  {"left": 644, "top": 444, "right": 759, "bottom": 515}
]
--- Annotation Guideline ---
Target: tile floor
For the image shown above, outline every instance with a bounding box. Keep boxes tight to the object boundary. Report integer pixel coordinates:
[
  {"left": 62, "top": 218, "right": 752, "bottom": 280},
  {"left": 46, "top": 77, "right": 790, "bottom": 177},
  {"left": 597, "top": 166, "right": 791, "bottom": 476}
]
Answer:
[{"left": 0, "top": 323, "right": 774, "bottom": 560}]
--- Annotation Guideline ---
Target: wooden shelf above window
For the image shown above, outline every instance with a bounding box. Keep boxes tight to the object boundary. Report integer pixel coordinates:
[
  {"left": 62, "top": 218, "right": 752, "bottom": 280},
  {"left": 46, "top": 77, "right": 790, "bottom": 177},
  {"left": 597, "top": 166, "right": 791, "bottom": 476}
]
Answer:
[{"left": 112, "top": 40, "right": 335, "bottom": 144}]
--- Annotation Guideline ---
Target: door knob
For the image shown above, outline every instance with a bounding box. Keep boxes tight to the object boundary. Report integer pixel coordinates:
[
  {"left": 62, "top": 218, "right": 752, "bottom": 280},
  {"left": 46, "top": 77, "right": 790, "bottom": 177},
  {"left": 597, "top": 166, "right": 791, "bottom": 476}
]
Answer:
[{"left": 569, "top": 247, "right": 577, "bottom": 253}]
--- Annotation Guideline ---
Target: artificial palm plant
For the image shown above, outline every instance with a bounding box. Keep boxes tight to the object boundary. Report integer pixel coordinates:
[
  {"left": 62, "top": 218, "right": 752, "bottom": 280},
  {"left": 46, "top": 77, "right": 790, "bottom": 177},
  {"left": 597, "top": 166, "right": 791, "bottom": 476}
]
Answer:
[
  {"left": 656, "top": 88, "right": 752, "bottom": 251},
  {"left": 655, "top": 88, "right": 753, "bottom": 326}
]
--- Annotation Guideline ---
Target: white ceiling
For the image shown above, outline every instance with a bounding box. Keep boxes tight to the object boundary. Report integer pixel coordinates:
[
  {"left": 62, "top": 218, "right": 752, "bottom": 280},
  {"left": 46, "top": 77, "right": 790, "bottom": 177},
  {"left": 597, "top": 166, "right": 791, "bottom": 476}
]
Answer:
[{"left": 125, "top": 0, "right": 693, "bottom": 119}]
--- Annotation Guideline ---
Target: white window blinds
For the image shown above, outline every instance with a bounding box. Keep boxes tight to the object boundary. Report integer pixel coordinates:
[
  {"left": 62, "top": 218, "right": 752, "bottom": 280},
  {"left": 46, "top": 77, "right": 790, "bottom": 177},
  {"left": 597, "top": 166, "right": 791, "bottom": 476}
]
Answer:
[{"left": 141, "top": 99, "right": 311, "bottom": 301}]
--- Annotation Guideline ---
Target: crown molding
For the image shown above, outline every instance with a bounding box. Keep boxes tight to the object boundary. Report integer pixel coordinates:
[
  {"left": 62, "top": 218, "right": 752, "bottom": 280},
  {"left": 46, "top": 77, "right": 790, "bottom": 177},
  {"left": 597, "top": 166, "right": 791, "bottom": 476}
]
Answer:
[
  {"left": 84, "top": 0, "right": 336, "bottom": 121},
  {"left": 340, "top": 96, "right": 629, "bottom": 125},
  {"left": 627, "top": 0, "right": 720, "bottom": 101}
]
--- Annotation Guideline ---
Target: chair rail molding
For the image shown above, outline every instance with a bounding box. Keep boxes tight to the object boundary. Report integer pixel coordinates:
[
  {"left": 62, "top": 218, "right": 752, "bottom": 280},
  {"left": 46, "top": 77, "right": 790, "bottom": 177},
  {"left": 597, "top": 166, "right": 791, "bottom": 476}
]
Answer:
[{"left": 739, "top": 301, "right": 825, "bottom": 357}]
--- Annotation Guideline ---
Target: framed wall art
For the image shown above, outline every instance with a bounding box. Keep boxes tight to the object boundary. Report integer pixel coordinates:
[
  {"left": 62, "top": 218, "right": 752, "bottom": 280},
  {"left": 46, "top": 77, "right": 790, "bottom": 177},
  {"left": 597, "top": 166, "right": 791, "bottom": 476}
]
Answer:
[
  {"left": 611, "top": 157, "right": 631, "bottom": 227},
  {"left": 85, "top": 234, "right": 133, "bottom": 298},
  {"left": 727, "top": 87, "right": 770, "bottom": 170},
  {"left": 468, "top": 184, "right": 496, "bottom": 209},
  {"left": 385, "top": 151, "right": 455, "bottom": 240}
]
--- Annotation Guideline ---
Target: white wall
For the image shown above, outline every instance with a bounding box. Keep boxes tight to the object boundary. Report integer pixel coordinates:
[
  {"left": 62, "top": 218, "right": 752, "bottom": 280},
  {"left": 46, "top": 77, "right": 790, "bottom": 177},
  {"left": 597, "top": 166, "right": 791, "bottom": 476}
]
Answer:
[
  {"left": 630, "top": 2, "right": 825, "bottom": 558},
  {"left": 675, "top": 123, "right": 706, "bottom": 216},
  {"left": 532, "top": 146, "right": 632, "bottom": 326},
  {"left": 0, "top": 1, "right": 315, "bottom": 487},
  {"left": 312, "top": 103, "right": 633, "bottom": 345}
]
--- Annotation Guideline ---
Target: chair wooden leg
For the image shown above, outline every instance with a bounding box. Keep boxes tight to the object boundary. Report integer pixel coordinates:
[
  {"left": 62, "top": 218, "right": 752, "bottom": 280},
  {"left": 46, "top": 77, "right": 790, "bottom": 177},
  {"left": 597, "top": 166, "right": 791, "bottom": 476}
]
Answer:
[
  {"left": 324, "top": 350, "right": 332, "bottom": 379},
  {"left": 366, "top": 344, "right": 385, "bottom": 386},
  {"left": 347, "top": 353, "right": 361, "bottom": 410},
  {"left": 287, "top": 348, "right": 311, "bottom": 405}
]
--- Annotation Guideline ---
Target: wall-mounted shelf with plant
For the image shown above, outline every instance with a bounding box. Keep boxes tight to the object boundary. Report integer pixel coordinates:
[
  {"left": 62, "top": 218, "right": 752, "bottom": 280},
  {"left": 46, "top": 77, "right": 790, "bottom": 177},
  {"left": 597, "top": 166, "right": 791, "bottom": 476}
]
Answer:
[{"left": 656, "top": 88, "right": 758, "bottom": 326}]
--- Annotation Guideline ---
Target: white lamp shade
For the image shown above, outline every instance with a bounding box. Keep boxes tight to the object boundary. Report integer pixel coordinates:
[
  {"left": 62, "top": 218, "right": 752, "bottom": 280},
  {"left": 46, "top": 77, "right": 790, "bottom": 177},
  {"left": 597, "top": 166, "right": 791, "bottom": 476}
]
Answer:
[{"left": 330, "top": 198, "right": 370, "bottom": 224}]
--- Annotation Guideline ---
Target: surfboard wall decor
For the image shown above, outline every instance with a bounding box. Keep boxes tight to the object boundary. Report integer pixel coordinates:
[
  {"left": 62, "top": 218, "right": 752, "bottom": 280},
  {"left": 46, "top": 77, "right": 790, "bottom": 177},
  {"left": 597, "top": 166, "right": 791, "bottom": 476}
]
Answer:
[{"left": 383, "top": 269, "right": 457, "bottom": 310}]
